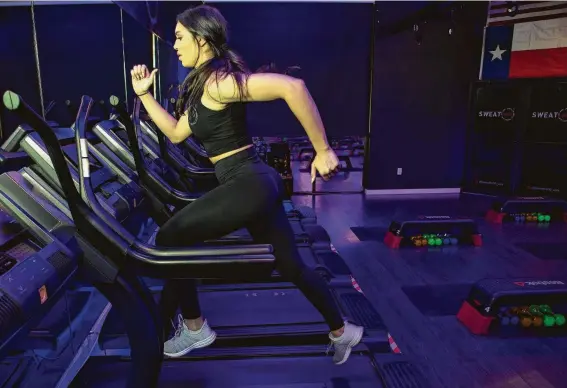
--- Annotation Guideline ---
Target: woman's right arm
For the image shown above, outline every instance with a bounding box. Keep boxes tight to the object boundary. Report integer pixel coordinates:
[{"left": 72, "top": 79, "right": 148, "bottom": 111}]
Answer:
[
  {"left": 139, "top": 93, "right": 192, "bottom": 144},
  {"left": 130, "top": 64, "right": 192, "bottom": 144}
]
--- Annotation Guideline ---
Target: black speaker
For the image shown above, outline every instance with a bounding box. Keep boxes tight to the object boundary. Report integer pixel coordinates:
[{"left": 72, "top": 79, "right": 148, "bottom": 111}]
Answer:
[
  {"left": 517, "top": 142, "right": 567, "bottom": 197},
  {"left": 466, "top": 82, "right": 526, "bottom": 195},
  {"left": 525, "top": 83, "right": 567, "bottom": 144},
  {"left": 517, "top": 83, "right": 567, "bottom": 198}
]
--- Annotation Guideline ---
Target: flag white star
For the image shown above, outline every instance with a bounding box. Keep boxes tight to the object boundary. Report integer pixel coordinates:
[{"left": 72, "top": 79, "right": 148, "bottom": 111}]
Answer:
[{"left": 489, "top": 45, "right": 507, "bottom": 61}]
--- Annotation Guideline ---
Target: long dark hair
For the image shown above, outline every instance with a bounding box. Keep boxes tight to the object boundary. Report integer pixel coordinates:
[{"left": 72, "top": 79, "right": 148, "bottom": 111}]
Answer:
[{"left": 174, "top": 5, "right": 249, "bottom": 119}]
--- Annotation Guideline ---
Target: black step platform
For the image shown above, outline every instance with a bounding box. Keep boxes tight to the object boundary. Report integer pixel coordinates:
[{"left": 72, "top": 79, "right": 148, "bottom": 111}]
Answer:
[
  {"left": 72, "top": 350, "right": 429, "bottom": 388},
  {"left": 457, "top": 278, "right": 567, "bottom": 336},
  {"left": 283, "top": 200, "right": 317, "bottom": 224},
  {"left": 486, "top": 196, "right": 567, "bottom": 224},
  {"left": 384, "top": 216, "right": 482, "bottom": 249}
]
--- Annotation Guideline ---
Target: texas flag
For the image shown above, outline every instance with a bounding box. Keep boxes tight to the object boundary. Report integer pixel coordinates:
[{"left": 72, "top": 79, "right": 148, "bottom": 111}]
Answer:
[{"left": 481, "top": 1, "right": 567, "bottom": 80}]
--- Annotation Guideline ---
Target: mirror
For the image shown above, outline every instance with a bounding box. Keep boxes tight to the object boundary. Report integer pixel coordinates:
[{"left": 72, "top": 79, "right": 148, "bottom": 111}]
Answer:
[{"left": 1, "top": 1, "right": 368, "bottom": 195}]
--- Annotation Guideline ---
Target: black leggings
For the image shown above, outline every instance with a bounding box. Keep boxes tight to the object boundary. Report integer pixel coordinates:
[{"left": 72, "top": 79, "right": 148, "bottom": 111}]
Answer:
[{"left": 155, "top": 148, "right": 344, "bottom": 332}]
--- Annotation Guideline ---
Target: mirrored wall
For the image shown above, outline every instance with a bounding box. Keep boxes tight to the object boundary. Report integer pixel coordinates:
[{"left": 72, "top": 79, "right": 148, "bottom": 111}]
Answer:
[{"left": 0, "top": 1, "right": 369, "bottom": 194}]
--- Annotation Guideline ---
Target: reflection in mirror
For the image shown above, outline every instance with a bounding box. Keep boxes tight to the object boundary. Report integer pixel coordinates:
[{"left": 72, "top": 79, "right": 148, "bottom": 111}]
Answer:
[
  {"left": 113, "top": 1, "right": 195, "bottom": 112},
  {"left": 120, "top": 7, "right": 153, "bottom": 111},
  {"left": 32, "top": 2, "right": 124, "bottom": 127},
  {"left": 112, "top": 1, "right": 198, "bottom": 42},
  {"left": 113, "top": 1, "right": 367, "bottom": 195},
  {"left": 156, "top": 36, "right": 179, "bottom": 114},
  {"left": 0, "top": 1, "right": 41, "bottom": 139}
]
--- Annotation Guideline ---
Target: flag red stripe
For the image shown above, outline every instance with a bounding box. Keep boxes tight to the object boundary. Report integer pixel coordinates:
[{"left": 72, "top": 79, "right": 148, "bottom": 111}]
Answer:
[
  {"left": 489, "top": 2, "right": 544, "bottom": 11},
  {"left": 488, "top": 12, "right": 567, "bottom": 26},
  {"left": 489, "top": 2, "right": 567, "bottom": 16},
  {"left": 509, "top": 47, "right": 567, "bottom": 78}
]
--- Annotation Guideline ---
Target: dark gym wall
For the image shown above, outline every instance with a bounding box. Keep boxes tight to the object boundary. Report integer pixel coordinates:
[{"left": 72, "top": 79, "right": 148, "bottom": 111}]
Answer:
[
  {"left": 34, "top": 4, "right": 124, "bottom": 125},
  {"left": 1, "top": 2, "right": 488, "bottom": 192},
  {"left": 122, "top": 9, "right": 153, "bottom": 109},
  {"left": 365, "top": 2, "right": 487, "bottom": 190},
  {"left": 0, "top": 4, "right": 41, "bottom": 137},
  {"left": 214, "top": 2, "right": 373, "bottom": 138},
  {"left": 116, "top": 2, "right": 373, "bottom": 138},
  {"left": 157, "top": 40, "right": 179, "bottom": 105}
]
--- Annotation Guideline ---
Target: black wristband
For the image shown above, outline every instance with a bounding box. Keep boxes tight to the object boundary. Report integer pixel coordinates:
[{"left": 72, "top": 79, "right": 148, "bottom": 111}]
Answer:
[{"left": 136, "top": 91, "right": 150, "bottom": 97}]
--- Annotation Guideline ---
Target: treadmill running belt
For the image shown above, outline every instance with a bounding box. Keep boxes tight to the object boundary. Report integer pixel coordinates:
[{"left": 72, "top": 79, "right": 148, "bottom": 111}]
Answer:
[
  {"left": 201, "top": 287, "right": 321, "bottom": 326},
  {"left": 99, "top": 287, "right": 330, "bottom": 350},
  {"left": 72, "top": 354, "right": 383, "bottom": 388}
]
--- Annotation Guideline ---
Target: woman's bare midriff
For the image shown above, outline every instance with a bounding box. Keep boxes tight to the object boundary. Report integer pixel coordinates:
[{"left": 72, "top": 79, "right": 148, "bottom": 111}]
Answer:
[{"left": 209, "top": 144, "right": 254, "bottom": 164}]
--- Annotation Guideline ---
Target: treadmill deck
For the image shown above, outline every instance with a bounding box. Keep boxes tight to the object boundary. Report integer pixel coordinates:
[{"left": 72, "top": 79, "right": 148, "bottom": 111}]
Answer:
[{"left": 71, "top": 351, "right": 427, "bottom": 388}]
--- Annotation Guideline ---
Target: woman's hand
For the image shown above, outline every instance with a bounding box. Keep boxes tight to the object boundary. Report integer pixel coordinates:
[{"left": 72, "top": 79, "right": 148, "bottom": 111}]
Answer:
[
  {"left": 131, "top": 64, "right": 158, "bottom": 96},
  {"left": 311, "top": 148, "right": 340, "bottom": 183}
]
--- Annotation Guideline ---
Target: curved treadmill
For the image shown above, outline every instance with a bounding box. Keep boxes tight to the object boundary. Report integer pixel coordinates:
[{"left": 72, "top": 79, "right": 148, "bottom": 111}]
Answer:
[
  {"left": 27, "top": 97, "right": 349, "bottom": 281},
  {"left": 5, "top": 95, "right": 387, "bottom": 351},
  {"left": 21, "top": 125, "right": 332, "bottom": 250},
  {"left": 0, "top": 176, "right": 92, "bottom": 388},
  {"left": 138, "top": 114, "right": 319, "bottom": 223},
  {"left": 0, "top": 167, "right": 394, "bottom": 384},
  {"left": 2, "top": 91, "right": 428, "bottom": 388},
  {"left": 102, "top": 99, "right": 318, "bottom": 228},
  {"left": 14, "top": 124, "right": 346, "bottom": 281}
]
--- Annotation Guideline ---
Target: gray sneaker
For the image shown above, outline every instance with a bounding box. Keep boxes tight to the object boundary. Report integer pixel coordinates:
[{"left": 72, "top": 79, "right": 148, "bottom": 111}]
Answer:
[
  {"left": 163, "top": 315, "right": 217, "bottom": 358},
  {"left": 327, "top": 321, "right": 364, "bottom": 365}
]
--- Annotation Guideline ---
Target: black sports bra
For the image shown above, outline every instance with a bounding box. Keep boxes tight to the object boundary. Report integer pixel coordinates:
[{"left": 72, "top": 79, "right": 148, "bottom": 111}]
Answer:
[{"left": 187, "top": 99, "right": 251, "bottom": 158}]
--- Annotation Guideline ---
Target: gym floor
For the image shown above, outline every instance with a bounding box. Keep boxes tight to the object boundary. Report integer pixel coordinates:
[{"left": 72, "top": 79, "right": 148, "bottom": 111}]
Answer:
[{"left": 293, "top": 193, "right": 567, "bottom": 388}]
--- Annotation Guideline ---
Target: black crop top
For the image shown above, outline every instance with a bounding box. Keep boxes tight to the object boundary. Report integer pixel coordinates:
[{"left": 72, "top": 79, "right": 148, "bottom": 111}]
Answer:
[{"left": 187, "top": 99, "right": 252, "bottom": 158}]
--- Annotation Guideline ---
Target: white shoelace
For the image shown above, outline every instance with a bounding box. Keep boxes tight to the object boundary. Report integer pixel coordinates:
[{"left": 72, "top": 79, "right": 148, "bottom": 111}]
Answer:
[
  {"left": 173, "top": 314, "right": 184, "bottom": 337},
  {"left": 326, "top": 341, "right": 334, "bottom": 356}
]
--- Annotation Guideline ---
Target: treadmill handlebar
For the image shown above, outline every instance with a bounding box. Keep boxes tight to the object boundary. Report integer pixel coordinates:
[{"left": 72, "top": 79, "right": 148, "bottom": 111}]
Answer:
[
  {"left": 186, "top": 137, "right": 210, "bottom": 158},
  {"left": 75, "top": 95, "right": 94, "bottom": 141},
  {"left": 3, "top": 90, "right": 275, "bottom": 278},
  {"left": 110, "top": 96, "right": 156, "bottom": 178},
  {"left": 74, "top": 95, "right": 136, "bottom": 246},
  {"left": 120, "top": 96, "right": 201, "bottom": 206},
  {"left": 136, "top": 242, "right": 273, "bottom": 257},
  {"left": 140, "top": 117, "right": 213, "bottom": 176},
  {"left": 2, "top": 91, "right": 87, "bottom": 226}
]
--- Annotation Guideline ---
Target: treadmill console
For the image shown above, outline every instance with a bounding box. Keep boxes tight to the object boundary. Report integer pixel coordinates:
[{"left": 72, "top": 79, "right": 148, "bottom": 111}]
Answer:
[{"left": 0, "top": 208, "right": 78, "bottom": 352}]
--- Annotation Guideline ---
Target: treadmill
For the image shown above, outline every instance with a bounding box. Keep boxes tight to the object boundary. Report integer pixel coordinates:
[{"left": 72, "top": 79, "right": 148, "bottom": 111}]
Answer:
[
  {"left": 41, "top": 96, "right": 376, "bottom": 344},
  {"left": 2, "top": 90, "right": 428, "bottom": 388},
  {"left": 102, "top": 96, "right": 318, "bottom": 225},
  {"left": 14, "top": 112, "right": 340, "bottom": 280},
  {"left": 136, "top": 99, "right": 214, "bottom": 171},
  {"left": 1, "top": 90, "right": 278, "bottom": 387},
  {"left": 0, "top": 171, "right": 88, "bottom": 388},
  {"left": 140, "top": 111, "right": 319, "bottom": 222},
  {"left": 0, "top": 123, "right": 76, "bottom": 175},
  {"left": 108, "top": 96, "right": 332, "bottom": 247},
  {"left": 94, "top": 115, "right": 208, "bottom": 193},
  {"left": 65, "top": 96, "right": 339, "bottom": 265},
  {"left": 17, "top": 129, "right": 151, "bottom": 236},
  {"left": 111, "top": 97, "right": 353, "bottom": 282},
  {"left": 137, "top": 114, "right": 218, "bottom": 191},
  {"left": 0, "top": 183, "right": 115, "bottom": 388}
]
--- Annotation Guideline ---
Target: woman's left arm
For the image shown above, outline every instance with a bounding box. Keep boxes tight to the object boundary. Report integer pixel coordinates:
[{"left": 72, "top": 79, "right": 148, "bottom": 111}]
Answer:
[{"left": 208, "top": 73, "right": 330, "bottom": 153}]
